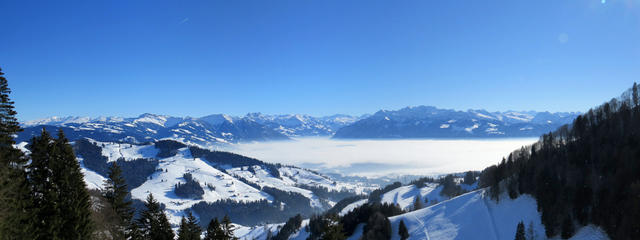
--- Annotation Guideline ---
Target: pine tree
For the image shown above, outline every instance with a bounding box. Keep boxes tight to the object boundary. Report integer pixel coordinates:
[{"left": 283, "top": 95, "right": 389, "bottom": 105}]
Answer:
[
  {"left": 178, "top": 212, "right": 202, "bottom": 240},
  {"left": 398, "top": 220, "right": 409, "bottom": 240},
  {"left": 321, "top": 216, "right": 346, "bottom": 240},
  {"left": 413, "top": 195, "right": 423, "bottom": 210},
  {"left": 24, "top": 129, "right": 93, "bottom": 239},
  {"left": 104, "top": 162, "right": 135, "bottom": 238},
  {"left": 27, "top": 129, "right": 58, "bottom": 239},
  {"left": 0, "top": 66, "right": 34, "bottom": 239},
  {"left": 204, "top": 218, "right": 225, "bottom": 240},
  {"left": 178, "top": 217, "right": 190, "bottom": 240},
  {"left": 49, "top": 129, "right": 93, "bottom": 239},
  {"left": 137, "top": 194, "right": 175, "bottom": 240},
  {"left": 0, "top": 67, "right": 21, "bottom": 149},
  {"left": 514, "top": 221, "right": 525, "bottom": 240}
]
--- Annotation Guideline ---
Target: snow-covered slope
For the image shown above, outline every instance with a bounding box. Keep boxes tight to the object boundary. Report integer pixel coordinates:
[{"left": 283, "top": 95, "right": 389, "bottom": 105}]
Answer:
[
  {"left": 384, "top": 190, "right": 546, "bottom": 240},
  {"left": 236, "top": 189, "right": 609, "bottom": 240},
  {"left": 334, "top": 106, "right": 580, "bottom": 139},
  {"left": 65, "top": 139, "right": 368, "bottom": 227},
  {"left": 379, "top": 183, "right": 449, "bottom": 211},
  {"left": 359, "top": 189, "right": 608, "bottom": 240}
]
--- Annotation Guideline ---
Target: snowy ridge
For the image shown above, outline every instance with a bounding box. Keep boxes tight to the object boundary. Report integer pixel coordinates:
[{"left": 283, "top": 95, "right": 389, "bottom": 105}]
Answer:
[{"left": 334, "top": 106, "right": 580, "bottom": 139}]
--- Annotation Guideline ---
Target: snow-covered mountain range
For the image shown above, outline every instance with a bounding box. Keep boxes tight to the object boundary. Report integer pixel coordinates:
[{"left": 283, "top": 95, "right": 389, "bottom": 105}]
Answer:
[
  {"left": 20, "top": 106, "right": 579, "bottom": 146},
  {"left": 19, "top": 113, "right": 363, "bottom": 145},
  {"left": 333, "top": 106, "right": 580, "bottom": 139}
]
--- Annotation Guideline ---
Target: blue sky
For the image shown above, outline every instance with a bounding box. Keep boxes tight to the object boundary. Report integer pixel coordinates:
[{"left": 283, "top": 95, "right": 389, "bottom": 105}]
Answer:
[{"left": 1, "top": 0, "right": 639, "bottom": 121}]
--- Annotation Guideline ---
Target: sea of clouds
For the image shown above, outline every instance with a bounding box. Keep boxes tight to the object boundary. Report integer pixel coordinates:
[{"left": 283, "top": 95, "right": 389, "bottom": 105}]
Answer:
[{"left": 220, "top": 137, "right": 537, "bottom": 176}]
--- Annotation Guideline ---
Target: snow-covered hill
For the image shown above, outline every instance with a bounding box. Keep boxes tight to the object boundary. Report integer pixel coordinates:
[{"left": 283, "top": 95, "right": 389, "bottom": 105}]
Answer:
[
  {"left": 53, "top": 138, "right": 373, "bottom": 227},
  {"left": 333, "top": 106, "right": 580, "bottom": 139}
]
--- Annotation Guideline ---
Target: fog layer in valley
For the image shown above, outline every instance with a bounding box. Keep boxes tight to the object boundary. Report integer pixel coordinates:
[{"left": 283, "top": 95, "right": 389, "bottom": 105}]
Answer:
[{"left": 220, "top": 137, "right": 537, "bottom": 176}]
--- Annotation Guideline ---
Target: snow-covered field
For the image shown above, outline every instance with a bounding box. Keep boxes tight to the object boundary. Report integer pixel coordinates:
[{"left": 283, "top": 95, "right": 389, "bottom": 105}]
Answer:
[{"left": 221, "top": 137, "right": 537, "bottom": 176}]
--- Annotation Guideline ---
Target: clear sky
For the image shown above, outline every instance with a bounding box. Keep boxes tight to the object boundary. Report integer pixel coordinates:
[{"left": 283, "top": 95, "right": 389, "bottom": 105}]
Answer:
[{"left": 1, "top": 0, "right": 639, "bottom": 121}]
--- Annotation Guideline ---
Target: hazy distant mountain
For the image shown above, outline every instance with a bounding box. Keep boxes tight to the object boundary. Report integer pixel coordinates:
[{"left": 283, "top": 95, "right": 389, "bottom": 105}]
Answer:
[{"left": 333, "top": 106, "right": 580, "bottom": 139}]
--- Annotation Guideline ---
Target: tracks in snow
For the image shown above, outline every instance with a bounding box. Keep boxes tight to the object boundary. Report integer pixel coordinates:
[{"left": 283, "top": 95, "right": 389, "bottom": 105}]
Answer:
[{"left": 482, "top": 192, "right": 501, "bottom": 240}]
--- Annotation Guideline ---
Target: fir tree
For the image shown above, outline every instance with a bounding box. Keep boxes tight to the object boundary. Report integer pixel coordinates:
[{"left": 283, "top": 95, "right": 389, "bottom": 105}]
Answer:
[
  {"left": 26, "top": 129, "right": 58, "bottom": 239},
  {"left": 413, "top": 195, "right": 423, "bottom": 210},
  {"left": 137, "top": 194, "right": 175, "bottom": 240},
  {"left": 104, "top": 162, "right": 135, "bottom": 238},
  {"left": 0, "top": 67, "right": 34, "bottom": 239},
  {"left": 204, "top": 218, "right": 225, "bottom": 240},
  {"left": 178, "top": 217, "right": 190, "bottom": 240},
  {"left": 514, "top": 221, "right": 525, "bottom": 240},
  {"left": 49, "top": 129, "right": 93, "bottom": 239},
  {"left": 0, "top": 67, "right": 21, "bottom": 149},
  {"left": 322, "top": 221, "right": 346, "bottom": 240},
  {"left": 178, "top": 211, "right": 202, "bottom": 240},
  {"left": 398, "top": 220, "right": 409, "bottom": 240},
  {"left": 24, "top": 129, "right": 93, "bottom": 239}
]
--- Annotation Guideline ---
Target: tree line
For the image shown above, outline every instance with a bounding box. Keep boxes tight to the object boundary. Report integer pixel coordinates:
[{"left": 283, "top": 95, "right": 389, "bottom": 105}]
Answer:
[{"left": 479, "top": 83, "right": 640, "bottom": 239}]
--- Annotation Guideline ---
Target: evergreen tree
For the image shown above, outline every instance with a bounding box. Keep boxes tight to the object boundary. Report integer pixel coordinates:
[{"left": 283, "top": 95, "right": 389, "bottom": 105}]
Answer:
[
  {"left": 398, "top": 220, "right": 409, "bottom": 240},
  {"left": 361, "top": 212, "right": 391, "bottom": 240},
  {"left": 514, "top": 221, "right": 525, "bottom": 240},
  {"left": 177, "top": 217, "right": 190, "bottom": 240},
  {"left": 24, "top": 129, "right": 93, "bottom": 239},
  {"left": 49, "top": 129, "right": 93, "bottom": 239},
  {"left": 27, "top": 129, "right": 59, "bottom": 239},
  {"left": 0, "top": 67, "right": 34, "bottom": 239},
  {"left": 0, "top": 67, "right": 21, "bottom": 149},
  {"left": 104, "top": 162, "right": 135, "bottom": 238},
  {"left": 204, "top": 218, "right": 225, "bottom": 240},
  {"left": 178, "top": 211, "right": 202, "bottom": 240},
  {"left": 137, "top": 194, "right": 175, "bottom": 240},
  {"left": 413, "top": 195, "right": 423, "bottom": 210},
  {"left": 322, "top": 221, "right": 346, "bottom": 240}
]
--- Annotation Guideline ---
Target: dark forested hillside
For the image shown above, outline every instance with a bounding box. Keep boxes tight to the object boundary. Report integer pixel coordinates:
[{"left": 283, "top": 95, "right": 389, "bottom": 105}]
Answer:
[{"left": 479, "top": 84, "right": 640, "bottom": 239}]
